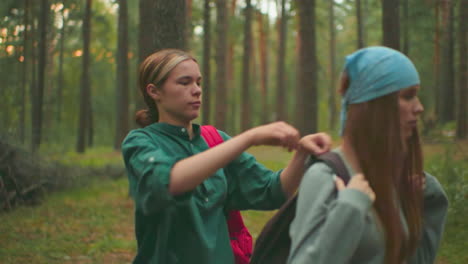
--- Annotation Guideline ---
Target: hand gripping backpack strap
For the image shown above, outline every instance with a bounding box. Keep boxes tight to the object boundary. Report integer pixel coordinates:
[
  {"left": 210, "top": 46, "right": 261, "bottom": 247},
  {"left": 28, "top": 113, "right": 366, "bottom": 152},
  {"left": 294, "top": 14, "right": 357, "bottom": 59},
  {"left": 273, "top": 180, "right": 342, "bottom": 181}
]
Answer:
[
  {"left": 250, "top": 151, "right": 350, "bottom": 264},
  {"left": 200, "top": 125, "right": 253, "bottom": 264}
]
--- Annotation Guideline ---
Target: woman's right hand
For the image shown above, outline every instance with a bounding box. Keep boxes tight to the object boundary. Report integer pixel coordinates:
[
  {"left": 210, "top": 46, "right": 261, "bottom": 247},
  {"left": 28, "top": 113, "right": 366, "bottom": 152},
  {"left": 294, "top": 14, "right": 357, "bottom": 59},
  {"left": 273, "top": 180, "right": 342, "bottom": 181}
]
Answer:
[
  {"left": 335, "top": 173, "right": 376, "bottom": 202},
  {"left": 244, "top": 121, "right": 300, "bottom": 151}
]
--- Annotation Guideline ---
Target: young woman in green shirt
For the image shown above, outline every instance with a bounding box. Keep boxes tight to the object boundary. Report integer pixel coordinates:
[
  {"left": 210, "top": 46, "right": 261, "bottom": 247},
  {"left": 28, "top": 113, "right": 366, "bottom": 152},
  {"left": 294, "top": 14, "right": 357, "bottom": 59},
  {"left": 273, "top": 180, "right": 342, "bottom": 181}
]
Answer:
[
  {"left": 121, "top": 49, "right": 332, "bottom": 264},
  {"left": 288, "top": 46, "right": 448, "bottom": 264}
]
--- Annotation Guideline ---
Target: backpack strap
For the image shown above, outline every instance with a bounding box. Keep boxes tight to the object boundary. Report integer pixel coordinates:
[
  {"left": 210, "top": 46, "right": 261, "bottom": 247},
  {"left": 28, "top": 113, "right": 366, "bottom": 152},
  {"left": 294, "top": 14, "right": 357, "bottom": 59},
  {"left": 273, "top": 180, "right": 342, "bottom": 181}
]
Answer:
[
  {"left": 200, "top": 125, "right": 223, "bottom": 147},
  {"left": 200, "top": 125, "right": 253, "bottom": 264},
  {"left": 250, "top": 151, "right": 350, "bottom": 264},
  {"left": 311, "top": 151, "right": 351, "bottom": 184}
]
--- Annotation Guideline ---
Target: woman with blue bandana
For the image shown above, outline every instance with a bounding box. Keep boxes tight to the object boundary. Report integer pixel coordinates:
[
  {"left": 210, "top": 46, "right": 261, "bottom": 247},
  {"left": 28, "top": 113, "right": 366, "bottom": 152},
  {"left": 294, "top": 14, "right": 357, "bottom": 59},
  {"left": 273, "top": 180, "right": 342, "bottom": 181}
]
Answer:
[{"left": 287, "top": 46, "right": 448, "bottom": 264}]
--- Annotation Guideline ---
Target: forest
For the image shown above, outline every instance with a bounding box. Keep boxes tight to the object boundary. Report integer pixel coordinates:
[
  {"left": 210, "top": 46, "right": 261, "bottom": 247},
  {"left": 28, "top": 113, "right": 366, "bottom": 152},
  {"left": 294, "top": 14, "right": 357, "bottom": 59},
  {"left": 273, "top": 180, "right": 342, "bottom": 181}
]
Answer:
[{"left": 0, "top": 0, "right": 467, "bottom": 263}]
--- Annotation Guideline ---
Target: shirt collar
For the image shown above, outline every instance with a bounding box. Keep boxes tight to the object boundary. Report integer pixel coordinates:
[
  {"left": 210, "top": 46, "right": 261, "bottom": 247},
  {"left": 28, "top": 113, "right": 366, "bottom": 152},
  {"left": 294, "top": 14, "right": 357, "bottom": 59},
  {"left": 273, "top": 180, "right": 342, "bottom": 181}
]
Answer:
[{"left": 147, "top": 122, "right": 201, "bottom": 139}]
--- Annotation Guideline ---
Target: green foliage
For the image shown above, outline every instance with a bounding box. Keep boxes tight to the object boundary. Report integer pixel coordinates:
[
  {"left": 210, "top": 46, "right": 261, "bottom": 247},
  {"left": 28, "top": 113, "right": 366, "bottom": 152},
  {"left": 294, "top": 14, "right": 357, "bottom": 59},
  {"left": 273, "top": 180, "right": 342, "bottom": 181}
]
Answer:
[
  {"left": 425, "top": 144, "right": 468, "bottom": 212},
  {"left": 424, "top": 143, "right": 468, "bottom": 263}
]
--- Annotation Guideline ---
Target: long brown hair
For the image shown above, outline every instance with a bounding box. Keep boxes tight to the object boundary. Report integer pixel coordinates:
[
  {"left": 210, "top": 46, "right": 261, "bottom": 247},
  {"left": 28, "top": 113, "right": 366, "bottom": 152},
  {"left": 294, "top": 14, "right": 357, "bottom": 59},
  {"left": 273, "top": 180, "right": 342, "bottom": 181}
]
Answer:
[
  {"left": 341, "top": 74, "right": 423, "bottom": 264},
  {"left": 136, "top": 49, "right": 196, "bottom": 127}
]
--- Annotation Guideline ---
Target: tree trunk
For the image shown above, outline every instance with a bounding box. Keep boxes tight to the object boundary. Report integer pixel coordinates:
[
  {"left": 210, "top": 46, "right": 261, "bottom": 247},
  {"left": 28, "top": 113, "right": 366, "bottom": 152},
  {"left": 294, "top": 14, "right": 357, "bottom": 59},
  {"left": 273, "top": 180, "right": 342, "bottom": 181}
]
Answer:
[
  {"left": 186, "top": 0, "right": 193, "bottom": 49},
  {"left": 276, "top": 0, "right": 287, "bottom": 121},
  {"left": 382, "top": 0, "right": 400, "bottom": 50},
  {"left": 227, "top": 0, "right": 237, "bottom": 133},
  {"left": 257, "top": 8, "right": 269, "bottom": 124},
  {"left": 456, "top": 0, "right": 468, "bottom": 138},
  {"left": 438, "top": 0, "right": 455, "bottom": 123},
  {"left": 296, "top": 0, "right": 317, "bottom": 134},
  {"left": 114, "top": 0, "right": 130, "bottom": 150},
  {"left": 329, "top": 0, "right": 337, "bottom": 130},
  {"left": 77, "top": 0, "right": 92, "bottom": 153},
  {"left": 137, "top": 0, "right": 186, "bottom": 117},
  {"left": 215, "top": 0, "right": 228, "bottom": 131},
  {"left": 32, "top": 0, "right": 49, "bottom": 152},
  {"left": 433, "top": 2, "right": 441, "bottom": 119},
  {"left": 241, "top": 0, "right": 253, "bottom": 131},
  {"left": 202, "top": 0, "right": 211, "bottom": 125},
  {"left": 20, "top": 0, "right": 31, "bottom": 143},
  {"left": 88, "top": 98, "right": 94, "bottom": 148},
  {"left": 402, "top": 0, "right": 410, "bottom": 55},
  {"left": 356, "top": 0, "right": 364, "bottom": 49},
  {"left": 139, "top": 0, "right": 186, "bottom": 60},
  {"left": 56, "top": 0, "right": 67, "bottom": 123},
  {"left": 30, "top": 7, "right": 38, "bottom": 149}
]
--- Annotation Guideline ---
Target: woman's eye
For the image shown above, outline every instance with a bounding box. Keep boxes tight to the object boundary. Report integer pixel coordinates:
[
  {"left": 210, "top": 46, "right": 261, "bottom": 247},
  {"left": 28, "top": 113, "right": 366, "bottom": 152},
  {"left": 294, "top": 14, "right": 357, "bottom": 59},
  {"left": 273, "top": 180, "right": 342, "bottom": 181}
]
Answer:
[{"left": 402, "top": 91, "right": 416, "bottom": 100}]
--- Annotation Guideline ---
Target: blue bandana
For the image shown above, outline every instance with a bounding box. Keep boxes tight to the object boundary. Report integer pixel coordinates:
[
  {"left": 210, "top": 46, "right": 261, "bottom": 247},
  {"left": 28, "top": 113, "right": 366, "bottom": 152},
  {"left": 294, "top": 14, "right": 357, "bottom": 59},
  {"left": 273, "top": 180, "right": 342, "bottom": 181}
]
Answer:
[{"left": 340, "top": 46, "right": 420, "bottom": 135}]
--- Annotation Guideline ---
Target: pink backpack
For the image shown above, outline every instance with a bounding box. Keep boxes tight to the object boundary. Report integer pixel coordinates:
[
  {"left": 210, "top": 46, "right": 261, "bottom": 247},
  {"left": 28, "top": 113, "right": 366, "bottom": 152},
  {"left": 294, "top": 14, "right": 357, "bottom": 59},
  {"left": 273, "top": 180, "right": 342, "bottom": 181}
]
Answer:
[{"left": 201, "top": 125, "right": 253, "bottom": 264}]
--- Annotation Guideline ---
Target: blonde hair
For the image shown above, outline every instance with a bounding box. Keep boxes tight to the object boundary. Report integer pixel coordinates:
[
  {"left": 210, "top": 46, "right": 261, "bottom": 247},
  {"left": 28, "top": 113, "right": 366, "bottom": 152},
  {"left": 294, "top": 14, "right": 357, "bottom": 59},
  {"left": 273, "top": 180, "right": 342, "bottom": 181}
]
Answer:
[{"left": 136, "top": 49, "right": 196, "bottom": 127}]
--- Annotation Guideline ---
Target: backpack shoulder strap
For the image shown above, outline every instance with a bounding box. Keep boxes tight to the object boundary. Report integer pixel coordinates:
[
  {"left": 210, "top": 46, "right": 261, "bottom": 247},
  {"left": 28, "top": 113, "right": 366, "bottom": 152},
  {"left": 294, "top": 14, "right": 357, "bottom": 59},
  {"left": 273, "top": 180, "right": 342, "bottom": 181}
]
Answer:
[
  {"left": 250, "top": 151, "right": 351, "bottom": 264},
  {"left": 200, "top": 125, "right": 253, "bottom": 264},
  {"left": 200, "top": 125, "right": 223, "bottom": 147},
  {"left": 313, "top": 151, "right": 351, "bottom": 184}
]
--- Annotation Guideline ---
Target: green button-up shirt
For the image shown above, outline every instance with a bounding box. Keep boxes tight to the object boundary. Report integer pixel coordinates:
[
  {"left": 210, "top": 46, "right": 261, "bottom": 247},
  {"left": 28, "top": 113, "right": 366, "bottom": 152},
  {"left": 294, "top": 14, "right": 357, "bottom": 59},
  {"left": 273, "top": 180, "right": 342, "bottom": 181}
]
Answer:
[{"left": 122, "top": 123, "right": 287, "bottom": 264}]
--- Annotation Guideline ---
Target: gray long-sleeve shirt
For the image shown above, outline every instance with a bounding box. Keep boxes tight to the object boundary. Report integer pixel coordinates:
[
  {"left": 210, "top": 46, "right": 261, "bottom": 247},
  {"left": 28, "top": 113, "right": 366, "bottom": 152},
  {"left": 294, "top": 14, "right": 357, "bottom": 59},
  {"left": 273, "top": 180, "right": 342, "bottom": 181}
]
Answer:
[{"left": 287, "top": 149, "right": 448, "bottom": 264}]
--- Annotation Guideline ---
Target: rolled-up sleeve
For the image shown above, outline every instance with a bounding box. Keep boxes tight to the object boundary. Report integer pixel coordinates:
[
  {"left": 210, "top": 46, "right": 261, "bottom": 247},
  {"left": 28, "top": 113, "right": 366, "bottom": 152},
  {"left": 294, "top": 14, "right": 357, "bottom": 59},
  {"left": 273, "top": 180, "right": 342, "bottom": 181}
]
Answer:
[
  {"left": 219, "top": 131, "right": 287, "bottom": 211},
  {"left": 408, "top": 173, "right": 449, "bottom": 263},
  {"left": 122, "top": 130, "right": 190, "bottom": 216}
]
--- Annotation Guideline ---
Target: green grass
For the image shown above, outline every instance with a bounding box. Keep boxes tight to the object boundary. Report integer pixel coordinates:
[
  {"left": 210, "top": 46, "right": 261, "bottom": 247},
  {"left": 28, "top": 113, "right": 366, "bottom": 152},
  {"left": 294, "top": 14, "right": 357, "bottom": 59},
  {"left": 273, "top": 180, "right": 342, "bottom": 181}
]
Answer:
[
  {"left": 45, "top": 146, "right": 124, "bottom": 168},
  {"left": 0, "top": 178, "right": 135, "bottom": 264},
  {"left": 0, "top": 143, "right": 467, "bottom": 263}
]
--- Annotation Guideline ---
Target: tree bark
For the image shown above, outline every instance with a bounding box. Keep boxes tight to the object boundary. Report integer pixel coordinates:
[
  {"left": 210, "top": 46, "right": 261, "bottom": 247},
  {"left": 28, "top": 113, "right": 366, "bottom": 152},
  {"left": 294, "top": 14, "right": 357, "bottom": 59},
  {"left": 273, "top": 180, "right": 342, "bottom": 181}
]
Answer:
[
  {"left": 202, "top": 0, "right": 212, "bottom": 125},
  {"left": 329, "top": 0, "right": 337, "bottom": 130},
  {"left": 241, "top": 0, "right": 253, "bottom": 131},
  {"left": 114, "top": 0, "right": 130, "bottom": 150},
  {"left": 356, "top": 0, "right": 364, "bottom": 49},
  {"left": 382, "top": 0, "right": 400, "bottom": 50},
  {"left": 433, "top": 2, "right": 441, "bottom": 118},
  {"left": 186, "top": 0, "right": 193, "bottom": 49},
  {"left": 456, "top": 0, "right": 467, "bottom": 138},
  {"left": 32, "top": 0, "right": 49, "bottom": 152},
  {"left": 296, "top": 0, "right": 317, "bottom": 134},
  {"left": 215, "top": 0, "right": 228, "bottom": 131},
  {"left": 56, "top": 0, "right": 67, "bottom": 123},
  {"left": 402, "top": 0, "right": 410, "bottom": 55},
  {"left": 139, "top": 0, "right": 186, "bottom": 60},
  {"left": 137, "top": 0, "right": 187, "bottom": 116},
  {"left": 20, "top": 0, "right": 31, "bottom": 143},
  {"left": 257, "top": 8, "right": 269, "bottom": 124},
  {"left": 438, "top": 0, "right": 455, "bottom": 123},
  {"left": 276, "top": 0, "right": 287, "bottom": 121},
  {"left": 77, "top": 0, "right": 92, "bottom": 153}
]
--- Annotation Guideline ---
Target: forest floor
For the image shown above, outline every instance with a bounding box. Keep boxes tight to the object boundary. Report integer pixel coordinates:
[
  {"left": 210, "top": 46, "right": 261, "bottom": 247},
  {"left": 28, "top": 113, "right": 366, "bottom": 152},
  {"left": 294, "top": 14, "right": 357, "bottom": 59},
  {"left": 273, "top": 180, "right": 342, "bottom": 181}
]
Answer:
[{"left": 0, "top": 140, "right": 467, "bottom": 264}]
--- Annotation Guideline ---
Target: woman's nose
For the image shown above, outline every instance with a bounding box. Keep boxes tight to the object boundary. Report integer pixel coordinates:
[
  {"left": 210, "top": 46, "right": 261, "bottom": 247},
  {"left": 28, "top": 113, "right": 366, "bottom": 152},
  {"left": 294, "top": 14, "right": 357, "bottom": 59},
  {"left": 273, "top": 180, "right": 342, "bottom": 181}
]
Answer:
[
  {"left": 192, "top": 83, "right": 202, "bottom": 96},
  {"left": 414, "top": 98, "right": 424, "bottom": 114}
]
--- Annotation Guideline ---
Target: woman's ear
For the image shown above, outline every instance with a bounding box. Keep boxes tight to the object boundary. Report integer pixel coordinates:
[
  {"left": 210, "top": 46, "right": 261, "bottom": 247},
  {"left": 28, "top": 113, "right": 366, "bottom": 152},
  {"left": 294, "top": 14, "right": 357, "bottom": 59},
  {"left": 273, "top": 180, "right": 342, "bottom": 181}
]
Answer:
[{"left": 146, "top": 84, "right": 161, "bottom": 101}]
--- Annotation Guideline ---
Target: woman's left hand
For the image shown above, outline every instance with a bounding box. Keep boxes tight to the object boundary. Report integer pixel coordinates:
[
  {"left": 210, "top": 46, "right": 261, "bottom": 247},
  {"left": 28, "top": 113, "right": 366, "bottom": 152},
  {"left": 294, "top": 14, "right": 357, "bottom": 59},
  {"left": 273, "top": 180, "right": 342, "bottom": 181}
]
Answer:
[{"left": 297, "top": 133, "right": 332, "bottom": 155}]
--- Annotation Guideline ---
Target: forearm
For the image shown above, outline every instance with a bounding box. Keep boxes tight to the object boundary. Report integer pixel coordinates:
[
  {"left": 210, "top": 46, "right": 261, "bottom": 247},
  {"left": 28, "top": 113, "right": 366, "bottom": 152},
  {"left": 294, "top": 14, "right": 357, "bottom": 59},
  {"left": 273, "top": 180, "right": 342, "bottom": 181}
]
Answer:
[
  {"left": 169, "top": 131, "right": 253, "bottom": 195},
  {"left": 280, "top": 150, "right": 309, "bottom": 197}
]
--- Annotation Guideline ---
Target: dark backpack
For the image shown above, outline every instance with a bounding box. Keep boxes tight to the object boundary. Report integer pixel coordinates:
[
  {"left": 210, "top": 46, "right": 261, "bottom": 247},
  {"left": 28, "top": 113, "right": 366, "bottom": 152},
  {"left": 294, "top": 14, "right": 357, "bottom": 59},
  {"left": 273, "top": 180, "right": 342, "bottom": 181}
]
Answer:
[
  {"left": 250, "top": 152, "right": 351, "bottom": 264},
  {"left": 201, "top": 125, "right": 253, "bottom": 264}
]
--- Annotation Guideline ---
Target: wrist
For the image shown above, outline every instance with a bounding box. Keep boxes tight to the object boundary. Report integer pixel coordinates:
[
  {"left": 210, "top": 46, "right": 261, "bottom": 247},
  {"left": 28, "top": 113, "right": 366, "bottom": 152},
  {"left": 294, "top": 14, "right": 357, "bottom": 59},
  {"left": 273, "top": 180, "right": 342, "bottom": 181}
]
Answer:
[{"left": 293, "top": 148, "right": 309, "bottom": 162}]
